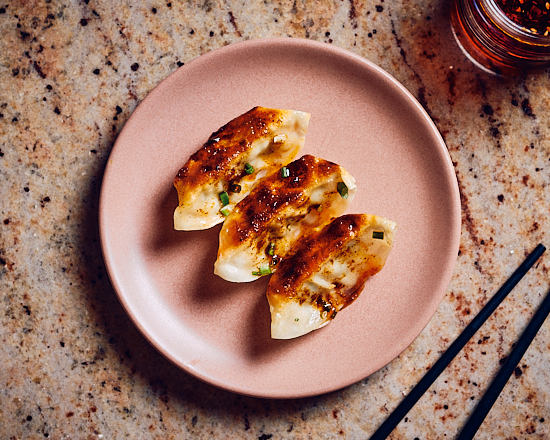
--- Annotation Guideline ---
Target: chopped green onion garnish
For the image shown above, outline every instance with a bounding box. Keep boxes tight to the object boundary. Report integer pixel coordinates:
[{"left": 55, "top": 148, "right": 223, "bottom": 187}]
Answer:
[
  {"left": 373, "top": 231, "right": 384, "bottom": 240},
  {"left": 295, "top": 318, "right": 299, "bottom": 322},
  {"left": 331, "top": 309, "right": 338, "bottom": 319},
  {"left": 267, "top": 242, "right": 276, "bottom": 256},
  {"left": 316, "top": 204, "right": 323, "bottom": 212},
  {"left": 219, "top": 191, "right": 229, "bottom": 206},
  {"left": 337, "top": 182, "right": 348, "bottom": 199},
  {"left": 259, "top": 265, "right": 272, "bottom": 275},
  {"left": 252, "top": 265, "right": 272, "bottom": 276},
  {"left": 229, "top": 182, "right": 241, "bottom": 193},
  {"left": 220, "top": 207, "right": 231, "bottom": 216},
  {"left": 281, "top": 166, "right": 290, "bottom": 178},
  {"left": 244, "top": 163, "right": 254, "bottom": 174}
]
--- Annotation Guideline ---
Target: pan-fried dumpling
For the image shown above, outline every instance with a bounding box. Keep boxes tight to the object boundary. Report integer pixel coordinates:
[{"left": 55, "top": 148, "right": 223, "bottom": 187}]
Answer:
[
  {"left": 174, "top": 107, "right": 311, "bottom": 230},
  {"left": 214, "top": 155, "right": 357, "bottom": 282},
  {"left": 267, "top": 214, "right": 396, "bottom": 339}
]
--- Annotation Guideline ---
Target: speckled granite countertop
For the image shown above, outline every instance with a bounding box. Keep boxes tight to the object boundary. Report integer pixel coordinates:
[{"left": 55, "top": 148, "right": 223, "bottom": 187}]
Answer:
[{"left": 1, "top": 1, "right": 549, "bottom": 439}]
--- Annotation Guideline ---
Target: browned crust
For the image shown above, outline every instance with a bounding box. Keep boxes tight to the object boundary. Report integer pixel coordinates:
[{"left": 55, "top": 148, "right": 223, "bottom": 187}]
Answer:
[
  {"left": 173, "top": 107, "right": 287, "bottom": 191},
  {"left": 270, "top": 214, "right": 364, "bottom": 295},
  {"left": 223, "top": 155, "right": 340, "bottom": 246},
  {"left": 268, "top": 214, "right": 384, "bottom": 313}
]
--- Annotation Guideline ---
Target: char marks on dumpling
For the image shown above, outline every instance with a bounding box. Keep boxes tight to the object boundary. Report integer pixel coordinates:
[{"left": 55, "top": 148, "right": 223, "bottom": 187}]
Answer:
[
  {"left": 214, "top": 155, "right": 357, "bottom": 283},
  {"left": 173, "top": 107, "right": 310, "bottom": 230},
  {"left": 267, "top": 214, "right": 397, "bottom": 339}
]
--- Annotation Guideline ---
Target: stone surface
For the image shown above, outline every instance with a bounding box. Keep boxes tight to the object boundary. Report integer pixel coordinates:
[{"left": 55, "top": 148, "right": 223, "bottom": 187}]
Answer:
[{"left": 1, "top": 0, "right": 549, "bottom": 439}]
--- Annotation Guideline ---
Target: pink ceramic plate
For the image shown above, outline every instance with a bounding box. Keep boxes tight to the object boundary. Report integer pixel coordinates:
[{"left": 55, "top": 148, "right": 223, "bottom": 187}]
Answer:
[{"left": 99, "top": 38, "right": 461, "bottom": 399}]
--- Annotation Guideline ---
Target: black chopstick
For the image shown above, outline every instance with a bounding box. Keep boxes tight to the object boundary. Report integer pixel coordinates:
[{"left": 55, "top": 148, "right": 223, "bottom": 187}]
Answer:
[
  {"left": 369, "top": 243, "right": 546, "bottom": 440},
  {"left": 456, "top": 284, "right": 550, "bottom": 439}
]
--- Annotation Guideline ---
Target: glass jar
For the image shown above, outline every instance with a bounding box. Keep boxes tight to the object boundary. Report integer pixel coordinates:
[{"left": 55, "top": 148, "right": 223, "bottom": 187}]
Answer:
[{"left": 451, "top": 0, "right": 550, "bottom": 75}]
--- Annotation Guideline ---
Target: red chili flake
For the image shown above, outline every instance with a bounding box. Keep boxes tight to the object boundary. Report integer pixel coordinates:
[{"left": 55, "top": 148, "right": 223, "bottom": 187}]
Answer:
[{"left": 495, "top": 0, "right": 550, "bottom": 34}]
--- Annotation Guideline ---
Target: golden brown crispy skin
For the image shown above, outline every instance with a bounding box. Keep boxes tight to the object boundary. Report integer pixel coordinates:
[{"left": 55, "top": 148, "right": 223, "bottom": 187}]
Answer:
[
  {"left": 174, "top": 107, "right": 288, "bottom": 192},
  {"left": 267, "top": 213, "right": 396, "bottom": 339},
  {"left": 224, "top": 154, "right": 340, "bottom": 247},
  {"left": 270, "top": 214, "right": 384, "bottom": 311},
  {"left": 173, "top": 106, "right": 310, "bottom": 231}
]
